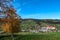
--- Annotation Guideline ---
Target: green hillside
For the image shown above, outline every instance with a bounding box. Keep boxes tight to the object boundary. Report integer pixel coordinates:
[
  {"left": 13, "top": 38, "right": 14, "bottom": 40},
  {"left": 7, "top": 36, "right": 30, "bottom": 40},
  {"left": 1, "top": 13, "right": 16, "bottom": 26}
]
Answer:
[{"left": 21, "top": 19, "right": 60, "bottom": 30}]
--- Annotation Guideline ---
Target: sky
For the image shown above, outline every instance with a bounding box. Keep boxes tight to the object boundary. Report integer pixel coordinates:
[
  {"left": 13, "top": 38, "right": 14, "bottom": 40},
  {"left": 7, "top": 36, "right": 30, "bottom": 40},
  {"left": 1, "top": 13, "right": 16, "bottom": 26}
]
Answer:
[{"left": 13, "top": 0, "right": 60, "bottom": 19}]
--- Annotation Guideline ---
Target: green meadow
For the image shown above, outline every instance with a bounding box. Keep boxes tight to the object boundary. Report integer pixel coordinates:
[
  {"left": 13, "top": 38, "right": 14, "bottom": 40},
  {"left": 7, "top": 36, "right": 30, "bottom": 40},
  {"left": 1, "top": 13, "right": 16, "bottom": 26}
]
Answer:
[{"left": 0, "top": 32, "right": 60, "bottom": 40}]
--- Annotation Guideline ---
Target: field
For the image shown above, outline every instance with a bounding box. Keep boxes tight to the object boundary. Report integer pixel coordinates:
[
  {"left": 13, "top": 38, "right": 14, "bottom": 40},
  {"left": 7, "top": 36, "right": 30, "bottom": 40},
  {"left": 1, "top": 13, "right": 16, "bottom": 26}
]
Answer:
[{"left": 0, "top": 32, "right": 60, "bottom": 40}]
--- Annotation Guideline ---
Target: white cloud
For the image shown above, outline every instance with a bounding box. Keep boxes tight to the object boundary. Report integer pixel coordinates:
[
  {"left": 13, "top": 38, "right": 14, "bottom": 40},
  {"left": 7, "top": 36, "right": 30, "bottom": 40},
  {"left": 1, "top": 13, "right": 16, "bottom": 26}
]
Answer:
[
  {"left": 21, "top": 13, "right": 42, "bottom": 19},
  {"left": 21, "top": 12, "right": 60, "bottom": 19}
]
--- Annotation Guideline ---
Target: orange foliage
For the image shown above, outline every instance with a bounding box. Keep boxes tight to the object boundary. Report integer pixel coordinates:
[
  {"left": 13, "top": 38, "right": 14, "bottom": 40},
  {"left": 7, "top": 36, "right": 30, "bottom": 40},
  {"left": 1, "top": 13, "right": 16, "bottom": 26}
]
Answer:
[
  {"left": 0, "top": 0, "right": 21, "bottom": 33},
  {"left": 3, "top": 20, "right": 20, "bottom": 33},
  {"left": 3, "top": 22, "right": 12, "bottom": 33},
  {"left": 2, "top": 8, "right": 21, "bottom": 33}
]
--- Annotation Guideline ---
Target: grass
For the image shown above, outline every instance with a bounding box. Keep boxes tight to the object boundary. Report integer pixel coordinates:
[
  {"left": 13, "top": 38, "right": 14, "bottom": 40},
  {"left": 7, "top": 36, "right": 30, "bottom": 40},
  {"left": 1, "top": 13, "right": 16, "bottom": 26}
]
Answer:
[{"left": 0, "top": 32, "right": 60, "bottom": 40}]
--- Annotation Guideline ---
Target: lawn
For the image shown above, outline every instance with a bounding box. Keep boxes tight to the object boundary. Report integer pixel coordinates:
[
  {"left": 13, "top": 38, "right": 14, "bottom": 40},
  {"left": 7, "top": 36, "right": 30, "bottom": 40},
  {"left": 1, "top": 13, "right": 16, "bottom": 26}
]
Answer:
[{"left": 0, "top": 32, "right": 60, "bottom": 40}]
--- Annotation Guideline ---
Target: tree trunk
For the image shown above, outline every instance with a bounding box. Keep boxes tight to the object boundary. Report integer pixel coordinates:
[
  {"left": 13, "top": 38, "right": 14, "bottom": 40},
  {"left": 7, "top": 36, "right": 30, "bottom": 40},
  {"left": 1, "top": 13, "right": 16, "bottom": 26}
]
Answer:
[{"left": 11, "top": 33, "right": 14, "bottom": 40}]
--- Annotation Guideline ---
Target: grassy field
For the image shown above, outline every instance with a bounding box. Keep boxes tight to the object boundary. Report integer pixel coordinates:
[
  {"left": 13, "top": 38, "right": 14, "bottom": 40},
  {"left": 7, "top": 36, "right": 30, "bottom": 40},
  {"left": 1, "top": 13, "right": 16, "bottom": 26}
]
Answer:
[{"left": 0, "top": 32, "right": 60, "bottom": 40}]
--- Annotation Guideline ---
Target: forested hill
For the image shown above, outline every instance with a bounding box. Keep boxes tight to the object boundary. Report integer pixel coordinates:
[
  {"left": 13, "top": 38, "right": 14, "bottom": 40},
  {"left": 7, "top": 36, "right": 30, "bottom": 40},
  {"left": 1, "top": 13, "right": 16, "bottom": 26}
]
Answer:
[
  {"left": 22, "top": 19, "right": 60, "bottom": 24},
  {"left": 21, "top": 19, "right": 60, "bottom": 30}
]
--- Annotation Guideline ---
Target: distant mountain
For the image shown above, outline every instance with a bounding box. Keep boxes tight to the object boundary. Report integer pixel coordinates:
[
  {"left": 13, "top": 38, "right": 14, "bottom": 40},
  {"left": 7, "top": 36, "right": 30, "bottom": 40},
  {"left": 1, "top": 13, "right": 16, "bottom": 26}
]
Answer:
[{"left": 22, "top": 19, "right": 60, "bottom": 24}]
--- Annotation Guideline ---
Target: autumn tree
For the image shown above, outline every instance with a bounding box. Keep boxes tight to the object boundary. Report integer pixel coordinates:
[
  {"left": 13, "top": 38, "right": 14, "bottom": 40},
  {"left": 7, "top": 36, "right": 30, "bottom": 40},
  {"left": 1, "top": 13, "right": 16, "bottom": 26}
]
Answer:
[{"left": 0, "top": 0, "right": 21, "bottom": 40}]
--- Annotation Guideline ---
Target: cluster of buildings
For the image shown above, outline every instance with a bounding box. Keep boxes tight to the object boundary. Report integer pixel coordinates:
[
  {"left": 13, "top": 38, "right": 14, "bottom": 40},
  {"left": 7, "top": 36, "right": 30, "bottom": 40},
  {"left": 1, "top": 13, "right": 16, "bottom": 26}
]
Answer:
[
  {"left": 29, "top": 26, "right": 57, "bottom": 33},
  {"left": 39, "top": 26, "right": 57, "bottom": 32}
]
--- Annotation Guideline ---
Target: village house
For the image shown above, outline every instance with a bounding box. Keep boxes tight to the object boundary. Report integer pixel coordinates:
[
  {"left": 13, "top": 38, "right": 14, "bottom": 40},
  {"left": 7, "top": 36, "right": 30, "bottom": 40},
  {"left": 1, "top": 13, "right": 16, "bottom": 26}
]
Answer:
[{"left": 39, "top": 26, "right": 57, "bottom": 32}]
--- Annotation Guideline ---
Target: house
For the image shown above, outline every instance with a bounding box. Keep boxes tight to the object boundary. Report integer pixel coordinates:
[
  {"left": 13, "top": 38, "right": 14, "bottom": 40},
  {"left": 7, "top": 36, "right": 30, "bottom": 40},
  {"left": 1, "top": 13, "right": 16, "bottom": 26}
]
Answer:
[
  {"left": 39, "top": 26, "right": 56, "bottom": 32},
  {"left": 29, "top": 30, "right": 39, "bottom": 33}
]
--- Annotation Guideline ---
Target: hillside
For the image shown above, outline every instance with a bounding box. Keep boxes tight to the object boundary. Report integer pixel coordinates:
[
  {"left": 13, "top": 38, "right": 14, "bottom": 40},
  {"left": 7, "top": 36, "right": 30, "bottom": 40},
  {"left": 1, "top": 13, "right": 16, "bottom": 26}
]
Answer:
[
  {"left": 21, "top": 19, "right": 60, "bottom": 30},
  {"left": 22, "top": 19, "right": 60, "bottom": 24}
]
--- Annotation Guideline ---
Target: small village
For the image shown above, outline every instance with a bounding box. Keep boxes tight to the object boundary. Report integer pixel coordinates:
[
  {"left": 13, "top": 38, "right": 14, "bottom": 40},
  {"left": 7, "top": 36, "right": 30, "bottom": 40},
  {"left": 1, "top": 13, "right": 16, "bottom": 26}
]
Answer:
[
  {"left": 0, "top": 0, "right": 60, "bottom": 40},
  {"left": 29, "top": 26, "right": 57, "bottom": 33}
]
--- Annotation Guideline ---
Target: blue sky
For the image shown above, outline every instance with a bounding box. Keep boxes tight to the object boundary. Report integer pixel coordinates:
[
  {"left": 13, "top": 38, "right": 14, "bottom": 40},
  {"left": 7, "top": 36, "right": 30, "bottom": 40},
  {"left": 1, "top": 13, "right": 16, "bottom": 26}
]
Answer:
[{"left": 13, "top": 0, "right": 60, "bottom": 19}]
